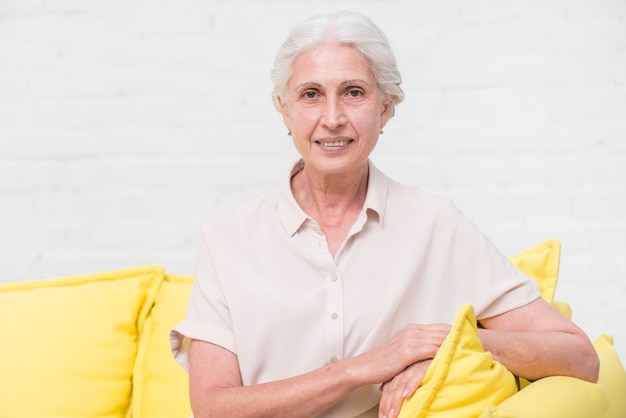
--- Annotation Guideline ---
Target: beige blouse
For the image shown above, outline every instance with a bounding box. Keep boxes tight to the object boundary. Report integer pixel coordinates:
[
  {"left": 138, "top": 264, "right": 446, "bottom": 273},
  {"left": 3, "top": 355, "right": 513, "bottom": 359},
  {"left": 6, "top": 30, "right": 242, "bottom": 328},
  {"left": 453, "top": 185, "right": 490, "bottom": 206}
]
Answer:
[{"left": 171, "top": 160, "right": 540, "bottom": 418}]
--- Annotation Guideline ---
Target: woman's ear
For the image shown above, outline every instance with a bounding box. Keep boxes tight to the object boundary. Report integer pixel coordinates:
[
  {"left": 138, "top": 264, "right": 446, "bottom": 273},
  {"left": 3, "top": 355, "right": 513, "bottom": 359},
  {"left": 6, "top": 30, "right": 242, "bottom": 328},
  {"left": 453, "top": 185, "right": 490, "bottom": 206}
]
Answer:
[
  {"left": 277, "top": 95, "right": 291, "bottom": 131},
  {"left": 379, "top": 97, "right": 392, "bottom": 130}
]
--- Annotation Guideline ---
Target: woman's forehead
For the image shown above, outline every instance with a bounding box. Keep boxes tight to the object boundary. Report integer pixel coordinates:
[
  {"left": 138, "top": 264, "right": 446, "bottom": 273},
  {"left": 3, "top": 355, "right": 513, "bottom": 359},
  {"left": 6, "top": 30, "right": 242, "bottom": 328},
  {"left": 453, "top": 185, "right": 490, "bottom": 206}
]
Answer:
[{"left": 289, "top": 44, "right": 376, "bottom": 88}]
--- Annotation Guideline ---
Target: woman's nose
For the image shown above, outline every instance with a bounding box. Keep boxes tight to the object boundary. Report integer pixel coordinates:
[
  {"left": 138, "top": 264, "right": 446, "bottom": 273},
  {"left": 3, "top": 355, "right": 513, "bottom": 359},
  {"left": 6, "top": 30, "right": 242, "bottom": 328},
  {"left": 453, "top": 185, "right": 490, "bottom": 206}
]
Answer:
[{"left": 321, "top": 97, "right": 346, "bottom": 130}]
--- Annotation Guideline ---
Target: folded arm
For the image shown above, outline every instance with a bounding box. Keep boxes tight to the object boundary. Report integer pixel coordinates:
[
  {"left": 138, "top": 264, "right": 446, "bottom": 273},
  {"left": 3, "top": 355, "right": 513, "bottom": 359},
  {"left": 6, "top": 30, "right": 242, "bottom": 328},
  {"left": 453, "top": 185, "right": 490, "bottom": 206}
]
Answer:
[
  {"left": 478, "top": 297, "right": 599, "bottom": 383},
  {"left": 189, "top": 340, "right": 359, "bottom": 418},
  {"left": 188, "top": 323, "right": 450, "bottom": 418}
]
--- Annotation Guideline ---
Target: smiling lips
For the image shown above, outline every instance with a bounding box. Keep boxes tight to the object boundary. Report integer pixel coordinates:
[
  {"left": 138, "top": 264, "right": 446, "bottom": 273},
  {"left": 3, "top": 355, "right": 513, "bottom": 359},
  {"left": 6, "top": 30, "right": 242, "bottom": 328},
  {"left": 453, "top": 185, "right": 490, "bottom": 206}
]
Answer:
[{"left": 316, "top": 139, "right": 353, "bottom": 148}]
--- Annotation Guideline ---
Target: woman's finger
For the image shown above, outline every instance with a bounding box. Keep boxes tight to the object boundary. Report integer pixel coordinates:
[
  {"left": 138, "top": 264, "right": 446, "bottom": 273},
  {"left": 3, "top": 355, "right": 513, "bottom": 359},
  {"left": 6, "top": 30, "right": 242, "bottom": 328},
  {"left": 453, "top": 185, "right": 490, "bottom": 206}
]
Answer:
[{"left": 378, "top": 360, "right": 433, "bottom": 418}]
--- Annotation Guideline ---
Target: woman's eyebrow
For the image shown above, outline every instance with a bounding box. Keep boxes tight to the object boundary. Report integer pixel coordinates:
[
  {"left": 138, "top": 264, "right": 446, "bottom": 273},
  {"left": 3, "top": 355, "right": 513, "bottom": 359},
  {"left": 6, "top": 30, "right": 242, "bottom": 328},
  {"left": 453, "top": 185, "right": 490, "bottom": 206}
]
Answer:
[
  {"left": 294, "top": 79, "right": 372, "bottom": 90},
  {"left": 340, "top": 79, "right": 371, "bottom": 87},
  {"left": 294, "top": 82, "right": 322, "bottom": 90}
]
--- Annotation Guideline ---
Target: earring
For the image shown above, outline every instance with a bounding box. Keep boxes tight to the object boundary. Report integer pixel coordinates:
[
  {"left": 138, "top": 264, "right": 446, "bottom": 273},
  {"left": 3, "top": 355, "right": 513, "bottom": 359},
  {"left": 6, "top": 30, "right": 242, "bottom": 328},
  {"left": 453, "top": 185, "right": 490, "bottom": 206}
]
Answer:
[
  {"left": 287, "top": 129, "right": 292, "bottom": 136},
  {"left": 379, "top": 128, "right": 384, "bottom": 135}
]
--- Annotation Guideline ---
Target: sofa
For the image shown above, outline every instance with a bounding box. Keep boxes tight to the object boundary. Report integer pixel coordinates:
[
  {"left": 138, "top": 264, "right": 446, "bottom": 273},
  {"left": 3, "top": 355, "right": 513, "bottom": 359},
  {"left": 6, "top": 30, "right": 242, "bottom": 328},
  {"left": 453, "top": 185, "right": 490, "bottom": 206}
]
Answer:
[{"left": 1, "top": 239, "right": 624, "bottom": 418}]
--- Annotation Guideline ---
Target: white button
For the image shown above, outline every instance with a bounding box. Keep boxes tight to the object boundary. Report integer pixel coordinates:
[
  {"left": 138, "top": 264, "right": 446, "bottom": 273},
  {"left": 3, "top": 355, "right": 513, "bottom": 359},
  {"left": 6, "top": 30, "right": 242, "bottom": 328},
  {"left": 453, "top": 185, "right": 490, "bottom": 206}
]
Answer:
[
  {"left": 330, "top": 274, "right": 338, "bottom": 282},
  {"left": 331, "top": 312, "right": 339, "bottom": 320},
  {"left": 330, "top": 355, "right": 339, "bottom": 363}
]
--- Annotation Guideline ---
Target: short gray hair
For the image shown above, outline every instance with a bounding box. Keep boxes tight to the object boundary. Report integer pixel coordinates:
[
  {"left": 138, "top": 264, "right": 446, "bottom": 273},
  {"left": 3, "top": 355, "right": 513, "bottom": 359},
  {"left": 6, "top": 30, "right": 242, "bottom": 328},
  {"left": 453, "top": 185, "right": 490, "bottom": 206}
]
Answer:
[{"left": 270, "top": 11, "right": 405, "bottom": 117}]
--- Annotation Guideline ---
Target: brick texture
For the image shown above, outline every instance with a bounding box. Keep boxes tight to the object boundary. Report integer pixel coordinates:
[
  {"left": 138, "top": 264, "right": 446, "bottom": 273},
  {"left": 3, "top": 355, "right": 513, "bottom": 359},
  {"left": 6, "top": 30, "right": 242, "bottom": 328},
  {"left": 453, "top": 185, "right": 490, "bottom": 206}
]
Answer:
[{"left": 1, "top": 0, "right": 625, "bottom": 360}]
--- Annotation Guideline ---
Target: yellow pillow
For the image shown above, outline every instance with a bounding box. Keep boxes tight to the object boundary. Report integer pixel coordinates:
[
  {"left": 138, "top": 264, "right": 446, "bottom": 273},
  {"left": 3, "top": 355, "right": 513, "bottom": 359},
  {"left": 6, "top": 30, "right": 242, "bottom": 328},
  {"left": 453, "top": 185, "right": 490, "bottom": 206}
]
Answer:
[
  {"left": 397, "top": 304, "right": 517, "bottom": 418},
  {"left": 479, "top": 335, "right": 626, "bottom": 418},
  {"left": 132, "top": 273, "right": 194, "bottom": 418},
  {"left": 508, "top": 239, "right": 560, "bottom": 304},
  {"left": 0, "top": 265, "right": 163, "bottom": 418}
]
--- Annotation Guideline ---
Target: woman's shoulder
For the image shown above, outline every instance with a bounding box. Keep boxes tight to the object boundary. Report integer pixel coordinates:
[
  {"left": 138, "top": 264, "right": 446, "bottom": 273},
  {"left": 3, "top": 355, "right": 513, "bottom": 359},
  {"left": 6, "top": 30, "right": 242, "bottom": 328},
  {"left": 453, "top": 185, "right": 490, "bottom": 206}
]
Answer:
[
  {"left": 370, "top": 162, "right": 454, "bottom": 211},
  {"left": 377, "top": 177, "right": 477, "bottom": 238},
  {"left": 385, "top": 175, "right": 456, "bottom": 214}
]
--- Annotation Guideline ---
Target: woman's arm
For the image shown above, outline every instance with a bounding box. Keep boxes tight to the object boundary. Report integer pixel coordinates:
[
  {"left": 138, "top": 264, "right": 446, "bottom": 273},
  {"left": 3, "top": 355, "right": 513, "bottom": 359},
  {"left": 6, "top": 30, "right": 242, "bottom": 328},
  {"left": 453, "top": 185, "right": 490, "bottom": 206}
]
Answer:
[
  {"left": 189, "top": 340, "right": 360, "bottom": 418},
  {"left": 478, "top": 297, "right": 599, "bottom": 383},
  {"left": 188, "top": 323, "right": 450, "bottom": 418}
]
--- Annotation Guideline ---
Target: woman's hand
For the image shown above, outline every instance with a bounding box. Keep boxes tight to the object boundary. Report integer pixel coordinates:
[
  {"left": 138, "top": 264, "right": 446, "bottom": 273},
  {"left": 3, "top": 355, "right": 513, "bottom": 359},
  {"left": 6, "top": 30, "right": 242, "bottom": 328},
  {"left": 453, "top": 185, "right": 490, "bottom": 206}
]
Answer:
[
  {"left": 378, "top": 359, "right": 432, "bottom": 418},
  {"left": 354, "top": 323, "right": 450, "bottom": 418},
  {"left": 360, "top": 323, "right": 450, "bottom": 384}
]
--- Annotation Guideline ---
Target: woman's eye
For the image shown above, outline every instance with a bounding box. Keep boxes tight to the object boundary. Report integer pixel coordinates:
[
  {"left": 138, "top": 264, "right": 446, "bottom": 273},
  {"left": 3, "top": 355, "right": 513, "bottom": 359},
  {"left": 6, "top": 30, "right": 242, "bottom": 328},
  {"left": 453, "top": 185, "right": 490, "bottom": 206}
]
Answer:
[
  {"left": 303, "top": 91, "right": 318, "bottom": 99},
  {"left": 348, "top": 89, "right": 363, "bottom": 97}
]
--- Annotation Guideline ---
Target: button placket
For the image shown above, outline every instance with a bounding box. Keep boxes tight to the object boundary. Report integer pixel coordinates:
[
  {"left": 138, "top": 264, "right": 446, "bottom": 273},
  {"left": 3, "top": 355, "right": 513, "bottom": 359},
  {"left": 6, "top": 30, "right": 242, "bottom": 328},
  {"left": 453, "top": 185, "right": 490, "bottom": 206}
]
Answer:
[{"left": 326, "top": 271, "right": 344, "bottom": 364}]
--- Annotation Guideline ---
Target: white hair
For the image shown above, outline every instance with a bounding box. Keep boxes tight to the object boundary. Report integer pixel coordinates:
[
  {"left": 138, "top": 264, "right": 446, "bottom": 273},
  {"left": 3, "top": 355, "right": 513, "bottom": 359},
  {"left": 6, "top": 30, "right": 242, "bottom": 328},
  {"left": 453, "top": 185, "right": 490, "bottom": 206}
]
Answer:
[{"left": 270, "top": 11, "right": 405, "bottom": 117}]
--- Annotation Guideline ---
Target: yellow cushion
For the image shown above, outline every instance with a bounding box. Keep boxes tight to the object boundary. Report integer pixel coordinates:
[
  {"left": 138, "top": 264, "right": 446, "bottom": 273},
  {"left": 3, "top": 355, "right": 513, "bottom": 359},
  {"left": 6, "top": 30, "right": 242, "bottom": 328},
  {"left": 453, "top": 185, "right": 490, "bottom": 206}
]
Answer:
[
  {"left": 479, "top": 334, "right": 626, "bottom": 418},
  {"left": 397, "top": 304, "right": 517, "bottom": 418},
  {"left": 132, "top": 273, "right": 194, "bottom": 418},
  {"left": 508, "top": 238, "right": 560, "bottom": 304},
  {"left": 0, "top": 265, "right": 163, "bottom": 418}
]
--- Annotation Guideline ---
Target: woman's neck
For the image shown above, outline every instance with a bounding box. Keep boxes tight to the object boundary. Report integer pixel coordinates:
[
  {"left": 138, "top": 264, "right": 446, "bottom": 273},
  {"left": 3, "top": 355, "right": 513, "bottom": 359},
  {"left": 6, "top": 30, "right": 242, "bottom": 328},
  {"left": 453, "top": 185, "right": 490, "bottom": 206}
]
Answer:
[{"left": 290, "top": 162, "right": 369, "bottom": 229}]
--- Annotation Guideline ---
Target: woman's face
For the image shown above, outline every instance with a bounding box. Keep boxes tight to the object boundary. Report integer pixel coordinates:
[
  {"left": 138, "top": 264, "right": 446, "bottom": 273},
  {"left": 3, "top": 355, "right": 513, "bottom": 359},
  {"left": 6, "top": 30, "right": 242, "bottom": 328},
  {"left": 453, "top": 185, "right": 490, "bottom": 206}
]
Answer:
[{"left": 279, "top": 43, "right": 391, "bottom": 177}]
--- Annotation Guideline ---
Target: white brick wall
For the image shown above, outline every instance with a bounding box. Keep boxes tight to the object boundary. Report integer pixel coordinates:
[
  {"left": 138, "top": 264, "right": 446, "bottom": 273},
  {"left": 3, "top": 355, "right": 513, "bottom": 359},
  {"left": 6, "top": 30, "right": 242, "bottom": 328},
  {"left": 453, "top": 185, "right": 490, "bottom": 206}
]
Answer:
[{"left": 1, "top": 0, "right": 625, "bottom": 360}]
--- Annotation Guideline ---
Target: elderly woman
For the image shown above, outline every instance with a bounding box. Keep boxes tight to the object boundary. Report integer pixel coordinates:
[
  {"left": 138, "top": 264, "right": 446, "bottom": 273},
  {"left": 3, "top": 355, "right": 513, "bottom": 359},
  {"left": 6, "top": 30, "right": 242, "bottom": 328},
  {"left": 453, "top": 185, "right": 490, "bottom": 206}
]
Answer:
[{"left": 171, "top": 11, "right": 598, "bottom": 418}]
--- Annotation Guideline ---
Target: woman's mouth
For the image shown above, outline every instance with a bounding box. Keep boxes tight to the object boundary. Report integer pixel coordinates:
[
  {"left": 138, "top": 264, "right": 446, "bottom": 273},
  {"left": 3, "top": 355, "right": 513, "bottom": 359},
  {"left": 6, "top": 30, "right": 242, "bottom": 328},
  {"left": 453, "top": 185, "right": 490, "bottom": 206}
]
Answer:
[{"left": 316, "top": 139, "right": 353, "bottom": 149}]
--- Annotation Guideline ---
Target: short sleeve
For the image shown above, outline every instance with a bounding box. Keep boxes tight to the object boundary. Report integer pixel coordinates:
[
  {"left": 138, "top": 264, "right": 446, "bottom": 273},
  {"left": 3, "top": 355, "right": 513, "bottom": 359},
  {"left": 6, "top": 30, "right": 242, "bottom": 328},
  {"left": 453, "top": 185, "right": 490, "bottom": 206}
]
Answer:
[
  {"left": 445, "top": 201, "right": 541, "bottom": 320},
  {"left": 170, "top": 222, "right": 237, "bottom": 371}
]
